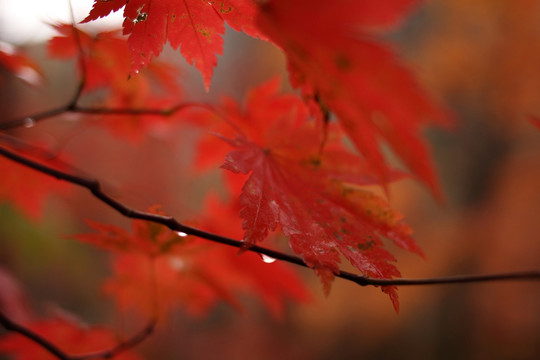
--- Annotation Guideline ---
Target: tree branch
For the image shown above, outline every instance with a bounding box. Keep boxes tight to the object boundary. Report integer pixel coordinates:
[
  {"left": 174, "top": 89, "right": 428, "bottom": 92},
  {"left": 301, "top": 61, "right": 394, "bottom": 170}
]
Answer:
[
  {"left": 0, "top": 311, "right": 70, "bottom": 360},
  {"left": 0, "top": 144, "right": 538, "bottom": 288},
  {"left": 0, "top": 311, "right": 155, "bottom": 360}
]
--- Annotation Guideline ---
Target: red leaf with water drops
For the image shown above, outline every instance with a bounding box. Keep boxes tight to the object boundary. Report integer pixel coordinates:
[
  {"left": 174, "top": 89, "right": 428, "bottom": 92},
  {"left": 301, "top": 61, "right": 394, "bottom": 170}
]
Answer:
[
  {"left": 257, "top": 0, "right": 450, "bottom": 198},
  {"left": 217, "top": 79, "right": 422, "bottom": 311},
  {"left": 196, "top": 192, "right": 310, "bottom": 317},
  {"left": 82, "top": 0, "right": 263, "bottom": 90}
]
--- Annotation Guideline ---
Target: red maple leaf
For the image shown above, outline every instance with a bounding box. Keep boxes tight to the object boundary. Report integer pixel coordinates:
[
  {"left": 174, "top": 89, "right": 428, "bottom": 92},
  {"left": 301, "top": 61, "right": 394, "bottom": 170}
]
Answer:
[
  {"left": 0, "top": 317, "right": 143, "bottom": 360},
  {"left": 48, "top": 24, "right": 183, "bottom": 142},
  {"left": 257, "top": 0, "right": 451, "bottom": 198},
  {"left": 217, "top": 79, "right": 421, "bottom": 311},
  {"left": 82, "top": 0, "right": 263, "bottom": 90}
]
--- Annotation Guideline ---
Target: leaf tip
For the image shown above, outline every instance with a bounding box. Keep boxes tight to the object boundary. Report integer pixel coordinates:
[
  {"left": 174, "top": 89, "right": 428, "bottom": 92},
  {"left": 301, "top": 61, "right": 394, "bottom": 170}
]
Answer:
[{"left": 315, "top": 267, "right": 335, "bottom": 296}]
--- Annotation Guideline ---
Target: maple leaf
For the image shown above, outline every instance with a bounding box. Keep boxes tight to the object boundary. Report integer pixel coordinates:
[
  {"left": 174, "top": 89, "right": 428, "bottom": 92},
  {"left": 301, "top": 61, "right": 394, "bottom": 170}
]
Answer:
[
  {"left": 257, "top": 0, "right": 450, "bottom": 198},
  {"left": 48, "top": 24, "right": 183, "bottom": 142},
  {"left": 0, "top": 42, "right": 43, "bottom": 86},
  {"left": 217, "top": 79, "right": 422, "bottom": 311},
  {"left": 82, "top": 0, "right": 263, "bottom": 90},
  {"left": 0, "top": 317, "right": 143, "bottom": 360}
]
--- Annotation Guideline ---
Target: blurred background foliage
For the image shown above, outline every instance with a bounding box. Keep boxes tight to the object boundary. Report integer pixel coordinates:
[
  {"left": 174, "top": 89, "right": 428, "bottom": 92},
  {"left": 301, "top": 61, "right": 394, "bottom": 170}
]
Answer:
[{"left": 1, "top": 0, "right": 540, "bottom": 359}]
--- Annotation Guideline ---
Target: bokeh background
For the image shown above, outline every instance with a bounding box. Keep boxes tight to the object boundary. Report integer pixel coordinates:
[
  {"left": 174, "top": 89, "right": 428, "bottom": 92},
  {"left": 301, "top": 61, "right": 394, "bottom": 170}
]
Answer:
[{"left": 1, "top": 0, "right": 539, "bottom": 359}]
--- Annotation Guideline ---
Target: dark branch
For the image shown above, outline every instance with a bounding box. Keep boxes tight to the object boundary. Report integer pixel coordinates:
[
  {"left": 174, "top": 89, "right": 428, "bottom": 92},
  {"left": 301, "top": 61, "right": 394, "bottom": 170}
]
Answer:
[
  {"left": 0, "top": 311, "right": 155, "bottom": 360},
  {"left": 0, "top": 311, "right": 70, "bottom": 360},
  {"left": 0, "top": 144, "right": 539, "bottom": 288}
]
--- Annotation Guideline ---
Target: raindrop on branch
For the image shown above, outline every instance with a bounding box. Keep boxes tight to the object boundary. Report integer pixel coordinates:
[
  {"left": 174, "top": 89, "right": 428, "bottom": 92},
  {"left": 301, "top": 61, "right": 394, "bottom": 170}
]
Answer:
[
  {"left": 23, "top": 117, "right": 35, "bottom": 128},
  {"left": 261, "top": 254, "right": 276, "bottom": 264}
]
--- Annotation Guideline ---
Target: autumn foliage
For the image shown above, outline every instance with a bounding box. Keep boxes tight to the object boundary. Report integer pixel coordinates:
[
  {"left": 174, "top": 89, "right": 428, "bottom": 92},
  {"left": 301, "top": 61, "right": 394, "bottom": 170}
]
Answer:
[{"left": 1, "top": 0, "right": 538, "bottom": 359}]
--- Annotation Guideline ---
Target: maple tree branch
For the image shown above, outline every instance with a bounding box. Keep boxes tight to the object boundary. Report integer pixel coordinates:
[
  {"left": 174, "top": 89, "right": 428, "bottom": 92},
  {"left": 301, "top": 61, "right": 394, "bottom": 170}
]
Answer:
[
  {"left": 0, "top": 311, "right": 70, "bottom": 360},
  {"left": 0, "top": 144, "right": 539, "bottom": 288},
  {"left": 0, "top": 311, "right": 156, "bottom": 360}
]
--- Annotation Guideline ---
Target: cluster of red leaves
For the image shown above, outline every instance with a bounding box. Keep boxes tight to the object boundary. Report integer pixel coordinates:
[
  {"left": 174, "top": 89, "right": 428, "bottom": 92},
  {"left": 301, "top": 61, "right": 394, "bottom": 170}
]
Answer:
[
  {"left": 0, "top": 5, "right": 453, "bottom": 357},
  {"left": 79, "top": 0, "right": 449, "bottom": 194},
  {"left": 76, "top": 205, "right": 308, "bottom": 318},
  {"left": 199, "top": 79, "right": 421, "bottom": 310},
  {"left": 0, "top": 0, "right": 447, "bottom": 314}
]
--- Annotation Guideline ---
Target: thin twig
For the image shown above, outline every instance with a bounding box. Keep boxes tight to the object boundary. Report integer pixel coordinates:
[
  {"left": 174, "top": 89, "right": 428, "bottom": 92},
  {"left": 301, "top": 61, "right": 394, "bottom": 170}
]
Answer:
[
  {"left": 0, "top": 144, "right": 538, "bottom": 287},
  {"left": 73, "top": 319, "right": 156, "bottom": 360},
  {"left": 0, "top": 101, "right": 217, "bottom": 131}
]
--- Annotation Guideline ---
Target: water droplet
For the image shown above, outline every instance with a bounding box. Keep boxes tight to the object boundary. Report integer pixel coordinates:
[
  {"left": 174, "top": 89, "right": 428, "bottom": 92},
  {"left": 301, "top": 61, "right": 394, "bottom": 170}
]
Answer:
[
  {"left": 133, "top": 6, "right": 148, "bottom": 23},
  {"left": 261, "top": 254, "right": 276, "bottom": 264},
  {"left": 176, "top": 231, "right": 188, "bottom": 237},
  {"left": 23, "top": 117, "right": 35, "bottom": 128}
]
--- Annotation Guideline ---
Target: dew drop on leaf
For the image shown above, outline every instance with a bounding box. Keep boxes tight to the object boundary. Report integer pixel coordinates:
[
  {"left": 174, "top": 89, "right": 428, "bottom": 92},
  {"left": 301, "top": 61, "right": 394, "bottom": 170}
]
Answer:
[{"left": 176, "top": 231, "right": 188, "bottom": 237}]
